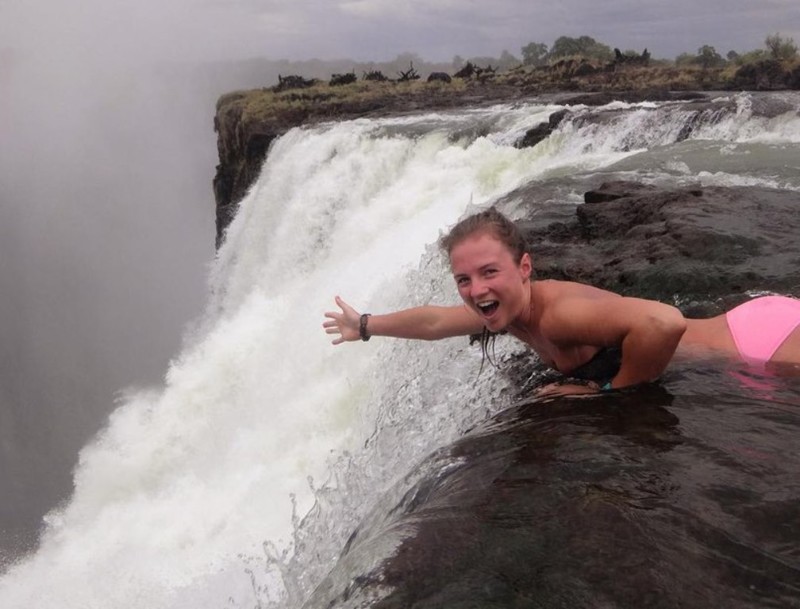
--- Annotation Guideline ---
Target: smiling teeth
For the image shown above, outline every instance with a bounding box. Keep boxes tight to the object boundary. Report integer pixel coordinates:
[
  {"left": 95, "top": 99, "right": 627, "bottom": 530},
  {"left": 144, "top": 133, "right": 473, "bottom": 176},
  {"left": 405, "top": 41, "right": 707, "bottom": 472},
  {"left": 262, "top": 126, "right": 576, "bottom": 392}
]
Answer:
[{"left": 477, "top": 301, "right": 498, "bottom": 311}]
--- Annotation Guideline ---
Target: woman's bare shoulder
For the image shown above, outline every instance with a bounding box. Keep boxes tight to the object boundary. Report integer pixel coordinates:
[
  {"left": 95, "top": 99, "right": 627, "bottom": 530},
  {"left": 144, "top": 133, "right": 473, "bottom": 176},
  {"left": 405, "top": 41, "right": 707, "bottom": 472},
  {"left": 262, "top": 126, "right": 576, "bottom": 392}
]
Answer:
[{"left": 535, "top": 279, "right": 622, "bottom": 305}]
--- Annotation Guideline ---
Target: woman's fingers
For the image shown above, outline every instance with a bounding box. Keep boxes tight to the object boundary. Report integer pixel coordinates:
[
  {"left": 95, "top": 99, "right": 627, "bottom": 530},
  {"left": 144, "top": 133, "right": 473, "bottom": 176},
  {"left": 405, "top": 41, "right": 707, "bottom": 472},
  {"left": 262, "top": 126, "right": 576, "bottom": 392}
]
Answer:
[
  {"left": 324, "top": 297, "right": 360, "bottom": 345},
  {"left": 335, "top": 296, "right": 359, "bottom": 316},
  {"left": 536, "top": 383, "right": 601, "bottom": 398}
]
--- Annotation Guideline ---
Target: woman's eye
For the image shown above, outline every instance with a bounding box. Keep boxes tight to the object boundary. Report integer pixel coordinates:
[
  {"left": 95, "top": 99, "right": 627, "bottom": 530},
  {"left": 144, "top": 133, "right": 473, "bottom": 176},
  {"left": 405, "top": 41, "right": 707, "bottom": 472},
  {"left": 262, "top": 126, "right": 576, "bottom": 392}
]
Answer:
[
  {"left": 456, "top": 277, "right": 469, "bottom": 286},
  {"left": 484, "top": 269, "right": 497, "bottom": 277}
]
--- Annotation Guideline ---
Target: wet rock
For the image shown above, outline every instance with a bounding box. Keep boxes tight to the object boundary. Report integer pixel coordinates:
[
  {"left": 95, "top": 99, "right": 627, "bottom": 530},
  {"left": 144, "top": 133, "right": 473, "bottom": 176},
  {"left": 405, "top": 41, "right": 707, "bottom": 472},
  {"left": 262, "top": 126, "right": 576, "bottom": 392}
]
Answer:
[
  {"left": 557, "top": 90, "right": 706, "bottom": 106},
  {"left": 515, "top": 109, "right": 568, "bottom": 149},
  {"left": 305, "top": 387, "right": 800, "bottom": 609},
  {"left": 515, "top": 180, "right": 800, "bottom": 308},
  {"left": 426, "top": 72, "right": 452, "bottom": 84}
]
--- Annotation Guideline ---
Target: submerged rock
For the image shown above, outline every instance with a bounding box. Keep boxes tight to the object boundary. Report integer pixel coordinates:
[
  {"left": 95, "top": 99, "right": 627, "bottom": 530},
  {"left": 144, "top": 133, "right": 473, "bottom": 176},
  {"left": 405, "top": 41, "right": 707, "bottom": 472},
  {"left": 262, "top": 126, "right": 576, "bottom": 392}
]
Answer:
[{"left": 304, "top": 383, "right": 800, "bottom": 608}]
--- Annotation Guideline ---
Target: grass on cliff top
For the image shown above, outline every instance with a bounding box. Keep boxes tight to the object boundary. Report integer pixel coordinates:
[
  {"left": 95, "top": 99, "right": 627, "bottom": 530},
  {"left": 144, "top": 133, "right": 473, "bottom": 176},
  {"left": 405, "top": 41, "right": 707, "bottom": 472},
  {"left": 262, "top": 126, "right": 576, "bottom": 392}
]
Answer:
[
  {"left": 217, "top": 79, "right": 468, "bottom": 127},
  {"left": 217, "top": 56, "right": 800, "bottom": 128}
]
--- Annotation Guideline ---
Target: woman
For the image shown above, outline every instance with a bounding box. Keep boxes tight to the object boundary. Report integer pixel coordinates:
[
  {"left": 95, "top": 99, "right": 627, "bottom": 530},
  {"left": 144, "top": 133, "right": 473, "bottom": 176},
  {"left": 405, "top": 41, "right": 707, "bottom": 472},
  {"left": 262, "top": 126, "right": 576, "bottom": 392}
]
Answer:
[{"left": 323, "top": 208, "right": 800, "bottom": 395}]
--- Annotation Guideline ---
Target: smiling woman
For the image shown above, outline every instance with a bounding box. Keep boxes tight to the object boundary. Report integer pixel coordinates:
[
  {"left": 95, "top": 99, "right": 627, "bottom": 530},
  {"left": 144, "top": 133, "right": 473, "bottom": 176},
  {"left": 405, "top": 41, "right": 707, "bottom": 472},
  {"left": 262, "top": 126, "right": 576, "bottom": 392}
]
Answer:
[{"left": 324, "top": 207, "right": 800, "bottom": 395}]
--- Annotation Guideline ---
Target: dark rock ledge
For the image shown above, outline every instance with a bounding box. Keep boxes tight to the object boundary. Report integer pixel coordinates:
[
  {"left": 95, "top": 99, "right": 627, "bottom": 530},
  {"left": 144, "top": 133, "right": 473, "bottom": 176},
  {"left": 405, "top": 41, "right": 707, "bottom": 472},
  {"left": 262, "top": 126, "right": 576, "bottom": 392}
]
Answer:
[{"left": 513, "top": 180, "right": 800, "bottom": 311}]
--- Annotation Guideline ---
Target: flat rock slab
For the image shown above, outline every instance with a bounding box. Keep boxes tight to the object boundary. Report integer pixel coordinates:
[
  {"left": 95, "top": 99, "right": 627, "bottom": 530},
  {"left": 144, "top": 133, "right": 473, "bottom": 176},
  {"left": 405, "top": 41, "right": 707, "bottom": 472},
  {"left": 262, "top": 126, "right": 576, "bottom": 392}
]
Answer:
[{"left": 513, "top": 180, "right": 800, "bottom": 311}]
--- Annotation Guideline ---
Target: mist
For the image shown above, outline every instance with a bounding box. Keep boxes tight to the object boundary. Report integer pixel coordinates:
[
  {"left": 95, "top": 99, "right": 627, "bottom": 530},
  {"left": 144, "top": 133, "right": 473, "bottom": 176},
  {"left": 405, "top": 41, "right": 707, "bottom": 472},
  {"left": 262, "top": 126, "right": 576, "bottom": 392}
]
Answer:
[
  {"left": 0, "top": 1, "right": 245, "bottom": 559},
  {"left": 0, "top": 0, "right": 425, "bottom": 562}
]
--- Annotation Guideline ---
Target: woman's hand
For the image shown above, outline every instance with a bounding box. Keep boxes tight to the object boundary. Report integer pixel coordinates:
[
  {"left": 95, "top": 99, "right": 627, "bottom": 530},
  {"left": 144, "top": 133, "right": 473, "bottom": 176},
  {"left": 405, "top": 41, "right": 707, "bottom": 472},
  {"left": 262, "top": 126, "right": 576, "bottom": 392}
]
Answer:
[
  {"left": 323, "top": 296, "right": 361, "bottom": 345},
  {"left": 535, "top": 382, "right": 602, "bottom": 398}
]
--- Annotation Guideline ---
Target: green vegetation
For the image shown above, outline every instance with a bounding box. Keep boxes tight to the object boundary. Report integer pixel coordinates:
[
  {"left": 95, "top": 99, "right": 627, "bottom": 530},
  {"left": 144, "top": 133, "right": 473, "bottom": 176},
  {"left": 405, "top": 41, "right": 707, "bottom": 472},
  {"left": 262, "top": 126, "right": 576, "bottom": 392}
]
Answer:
[
  {"left": 518, "top": 32, "right": 796, "bottom": 71},
  {"left": 217, "top": 32, "right": 800, "bottom": 136},
  {"left": 549, "top": 36, "right": 614, "bottom": 62},
  {"left": 216, "top": 79, "right": 469, "bottom": 132},
  {"left": 521, "top": 42, "right": 548, "bottom": 66},
  {"left": 765, "top": 33, "right": 798, "bottom": 60}
]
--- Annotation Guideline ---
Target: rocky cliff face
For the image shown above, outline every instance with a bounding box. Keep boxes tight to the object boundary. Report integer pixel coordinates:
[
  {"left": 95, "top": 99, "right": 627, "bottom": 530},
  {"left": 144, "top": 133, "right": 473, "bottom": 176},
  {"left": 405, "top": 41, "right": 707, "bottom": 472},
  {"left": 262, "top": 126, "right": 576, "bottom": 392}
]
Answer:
[
  {"left": 211, "top": 82, "right": 523, "bottom": 246},
  {"left": 213, "top": 92, "right": 282, "bottom": 248}
]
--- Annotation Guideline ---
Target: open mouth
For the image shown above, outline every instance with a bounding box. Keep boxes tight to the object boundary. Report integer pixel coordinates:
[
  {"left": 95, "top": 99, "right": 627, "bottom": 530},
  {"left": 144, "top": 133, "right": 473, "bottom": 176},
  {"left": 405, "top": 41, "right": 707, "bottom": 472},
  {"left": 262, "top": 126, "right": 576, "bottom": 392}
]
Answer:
[{"left": 476, "top": 300, "right": 499, "bottom": 317}]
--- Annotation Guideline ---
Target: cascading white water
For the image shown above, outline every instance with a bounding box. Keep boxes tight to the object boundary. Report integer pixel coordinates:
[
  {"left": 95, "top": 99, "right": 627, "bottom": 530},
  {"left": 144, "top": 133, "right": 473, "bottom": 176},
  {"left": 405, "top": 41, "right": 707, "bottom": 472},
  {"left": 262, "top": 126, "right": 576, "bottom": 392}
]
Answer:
[{"left": 1, "top": 92, "right": 799, "bottom": 609}]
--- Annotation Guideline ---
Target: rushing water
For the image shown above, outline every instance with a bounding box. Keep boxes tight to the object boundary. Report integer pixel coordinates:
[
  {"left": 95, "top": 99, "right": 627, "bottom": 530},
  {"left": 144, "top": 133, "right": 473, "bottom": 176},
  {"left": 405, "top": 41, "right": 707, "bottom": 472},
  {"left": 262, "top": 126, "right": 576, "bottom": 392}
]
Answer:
[{"left": 1, "top": 92, "right": 799, "bottom": 608}]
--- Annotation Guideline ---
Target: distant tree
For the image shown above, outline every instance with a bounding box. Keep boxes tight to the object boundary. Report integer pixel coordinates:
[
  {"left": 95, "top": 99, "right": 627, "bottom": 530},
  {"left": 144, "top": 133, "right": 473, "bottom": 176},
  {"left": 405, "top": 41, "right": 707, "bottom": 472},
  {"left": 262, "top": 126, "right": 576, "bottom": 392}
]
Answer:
[
  {"left": 614, "top": 48, "right": 650, "bottom": 66},
  {"left": 549, "top": 36, "right": 581, "bottom": 57},
  {"left": 454, "top": 61, "right": 478, "bottom": 79},
  {"left": 765, "top": 33, "right": 798, "bottom": 60},
  {"left": 452, "top": 55, "right": 465, "bottom": 70},
  {"left": 362, "top": 69, "right": 389, "bottom": 82},
  {"left": 397, "top": 62, "right": 420, "bottom": 82},
  {"left": 386, "top": 52, "right": 425, "bottom": 76},
  {"left": 736, "top": 49, "right": 770, "bottom": 65},
  {"left": 521, "top": 41, "right": 548, "bottom": 66},
  {"left": 498, "top": 49, "right": 521, "bottom": 70},
  {"left": 726, "top": 50, "right": 740, "bottom": 62},
  {"left": 697, "top": 45, "right": 724, "bottom": 68},
  {"left": 549, "top": 35, "right": 613, "bottom": 61},
  {"left": 466, "top": 55, "right": 498, "bottom": 68},
  {"left": 467, "top": 52, "right": 522, "bottom": 73},
  {"left": 427, "top": 71, "right": 451, "bottom": 83},
  {"left": 674, "top": 52, "right": 695, "bottom": 66},
  {"left": 330, "top": 72, "right": 357, "bottom": 86}
]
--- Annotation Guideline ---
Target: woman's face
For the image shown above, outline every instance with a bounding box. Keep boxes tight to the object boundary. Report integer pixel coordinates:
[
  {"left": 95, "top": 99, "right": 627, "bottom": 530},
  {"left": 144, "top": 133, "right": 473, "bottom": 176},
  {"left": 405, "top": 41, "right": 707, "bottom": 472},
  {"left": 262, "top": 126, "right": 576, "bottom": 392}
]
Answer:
[{"left": 449, "top": 231, "right": 531, "bottom": 332}]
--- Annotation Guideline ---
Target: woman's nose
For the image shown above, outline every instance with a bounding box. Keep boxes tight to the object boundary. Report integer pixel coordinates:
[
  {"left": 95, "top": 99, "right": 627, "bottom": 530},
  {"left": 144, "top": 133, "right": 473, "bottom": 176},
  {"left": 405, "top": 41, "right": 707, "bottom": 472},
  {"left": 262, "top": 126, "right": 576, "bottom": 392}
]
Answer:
[{"left": 470, "top": 279, "right": 488, "bottom": 298}]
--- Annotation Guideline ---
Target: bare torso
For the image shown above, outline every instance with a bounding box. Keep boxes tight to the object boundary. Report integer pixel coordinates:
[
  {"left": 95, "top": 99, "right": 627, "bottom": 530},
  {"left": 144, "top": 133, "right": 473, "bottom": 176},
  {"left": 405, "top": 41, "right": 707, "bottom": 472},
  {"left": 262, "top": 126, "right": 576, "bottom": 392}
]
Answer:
[
  {"left": 504, "top": 280, "right": 800, "bottom": 373},
  {"left": 506, "top": 280, "right": 626, "bottom": 373},
  {"left": 467, "top": 276, "right": 800, "bottom": 378}
]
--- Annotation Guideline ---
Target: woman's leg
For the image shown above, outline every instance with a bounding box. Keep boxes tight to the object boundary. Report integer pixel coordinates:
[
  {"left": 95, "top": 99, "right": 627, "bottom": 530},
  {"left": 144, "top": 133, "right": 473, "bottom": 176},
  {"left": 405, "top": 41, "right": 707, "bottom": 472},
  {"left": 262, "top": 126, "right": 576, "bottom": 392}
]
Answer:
[{"left": 771, "top": 325, "right": 800, "bottom": 364}]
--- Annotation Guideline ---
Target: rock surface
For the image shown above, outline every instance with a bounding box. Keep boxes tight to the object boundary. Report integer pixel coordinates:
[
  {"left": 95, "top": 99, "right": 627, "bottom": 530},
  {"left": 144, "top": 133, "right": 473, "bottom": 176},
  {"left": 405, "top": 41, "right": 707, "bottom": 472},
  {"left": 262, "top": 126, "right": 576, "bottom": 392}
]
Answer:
[
  {"left": 305, "top": 382, "right": 800, "bottom": 609},
  {"left": 510, "top": 180, "right": 800, "bottom": 312}
]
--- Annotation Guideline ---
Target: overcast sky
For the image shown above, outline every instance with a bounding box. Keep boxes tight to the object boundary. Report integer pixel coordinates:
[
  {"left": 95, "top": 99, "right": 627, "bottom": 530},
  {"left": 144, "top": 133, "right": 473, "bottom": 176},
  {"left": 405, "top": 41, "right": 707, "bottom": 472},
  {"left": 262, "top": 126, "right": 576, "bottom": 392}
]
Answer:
[{"left": 2, "top": 0, "right": 799, "bottom": 68}]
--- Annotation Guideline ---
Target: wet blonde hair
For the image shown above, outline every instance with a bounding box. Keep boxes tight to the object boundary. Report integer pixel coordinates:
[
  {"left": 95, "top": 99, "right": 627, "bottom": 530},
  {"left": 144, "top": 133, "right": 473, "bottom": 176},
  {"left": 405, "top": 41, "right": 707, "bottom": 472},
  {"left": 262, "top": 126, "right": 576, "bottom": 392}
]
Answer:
[
  {"left": 439, "top": 206, "right": 528, "bottom": 264},
  {"left": 440, "top": 207, "right": 530, "bottom": 373}
]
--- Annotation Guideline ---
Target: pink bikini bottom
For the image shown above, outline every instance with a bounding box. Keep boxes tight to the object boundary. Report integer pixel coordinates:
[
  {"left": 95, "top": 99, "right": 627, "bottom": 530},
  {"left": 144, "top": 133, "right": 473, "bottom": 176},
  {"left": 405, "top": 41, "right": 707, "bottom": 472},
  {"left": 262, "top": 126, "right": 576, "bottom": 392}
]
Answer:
[{"left": 726, "top": 295, "right": 800, "bottom": 362}]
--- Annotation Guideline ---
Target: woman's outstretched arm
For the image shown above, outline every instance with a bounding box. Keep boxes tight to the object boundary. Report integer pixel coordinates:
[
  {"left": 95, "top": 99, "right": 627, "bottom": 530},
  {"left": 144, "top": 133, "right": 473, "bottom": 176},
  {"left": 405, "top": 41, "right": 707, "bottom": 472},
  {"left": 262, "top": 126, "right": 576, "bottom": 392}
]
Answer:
[{"left": 323, "top": 296, "right": 484, "bottom": 345}]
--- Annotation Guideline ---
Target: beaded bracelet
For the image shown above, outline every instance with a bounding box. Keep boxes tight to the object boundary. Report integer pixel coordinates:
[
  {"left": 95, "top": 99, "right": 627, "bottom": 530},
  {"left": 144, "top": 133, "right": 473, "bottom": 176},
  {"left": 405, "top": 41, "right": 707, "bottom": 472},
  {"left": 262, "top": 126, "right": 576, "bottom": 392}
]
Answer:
[{"left": 359, "top": 313, "right": 372, "bottom": 341}]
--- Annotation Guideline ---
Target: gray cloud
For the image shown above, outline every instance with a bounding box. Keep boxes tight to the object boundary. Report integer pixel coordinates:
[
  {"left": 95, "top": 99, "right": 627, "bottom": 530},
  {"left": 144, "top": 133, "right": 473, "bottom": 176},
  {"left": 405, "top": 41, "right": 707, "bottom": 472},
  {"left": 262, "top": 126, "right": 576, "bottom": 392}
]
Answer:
[
  {"left": 229, "top": 0, "right": 800, "bottom": 60},
  {"left": 3, "top": 0, "right": 797, "bottom": 65}
]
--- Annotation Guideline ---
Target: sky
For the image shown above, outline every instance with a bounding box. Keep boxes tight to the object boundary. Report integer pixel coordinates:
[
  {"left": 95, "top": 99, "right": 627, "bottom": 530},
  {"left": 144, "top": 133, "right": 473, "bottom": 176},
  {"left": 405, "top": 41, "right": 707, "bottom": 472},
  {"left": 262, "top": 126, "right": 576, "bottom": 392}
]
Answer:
[{"left": 1, "top": 0, "right": 799, "bottom": 68}]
